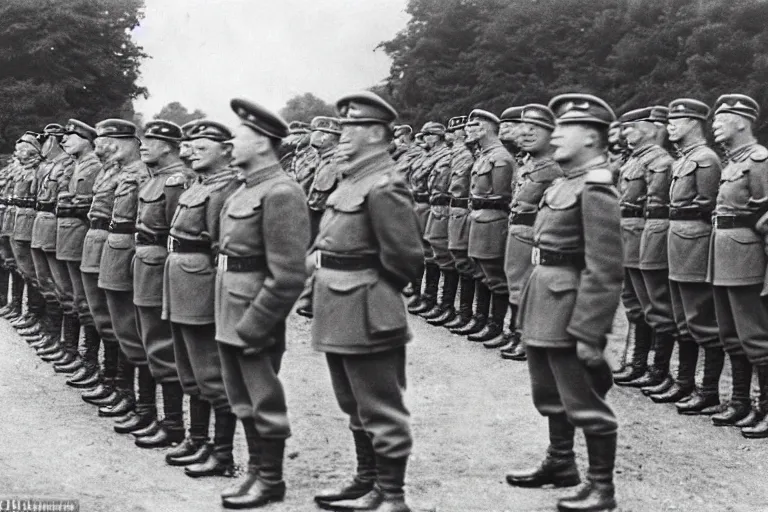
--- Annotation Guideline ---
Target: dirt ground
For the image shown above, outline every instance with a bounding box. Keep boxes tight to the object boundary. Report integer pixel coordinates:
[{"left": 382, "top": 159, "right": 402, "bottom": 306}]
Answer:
[{"left": 1, "top": 308, "right": 767, "bottom": 512}]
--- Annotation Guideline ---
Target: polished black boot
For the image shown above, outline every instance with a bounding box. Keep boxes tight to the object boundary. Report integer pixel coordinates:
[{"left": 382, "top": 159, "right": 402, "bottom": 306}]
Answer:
[
  {"left": 54, "top": 314, "right": 82, "bottom": 373},
  {"left": 712, "top": 354, "right": 751, "bottom": 426},
  {"left": 445, "top": 275, "right": 475, "bottom": 331},
  {"left": 186, "top": 407, "right": 237, "bottom": 477},
  {"left": 506, "top": 415, "right": 580, "bottom": 488},
  {"left": 136, "top": 380, "right": 185, "bottom": 448},
  {"left": 315, "top": 430, "right": 376, "bottom": 506},
  {"left": 409, "top": 263, "right": 439, "bottom": 315},
  {"left": 167, "top": 395, "right": 212, "bottom": 466},
  {"left": 742, "top": 364, "right": 768, "bottom": 438},
  {"left": 222, "top": 437, "right": 286, "bottom": 509},
  {"left": 624, "top": 330, "right": 675, "bottom": 389},
  {"left": 420, "top": 269, "right": 447, "bottom": 320},
  {"left": 221, "top": 418, "right": 261, "bottom": 500},
  {"left": 426, "top": 270, "right": 459, "bottom": 325},
  {"left": 67, "top": 325, "right": 100, "bottom": 388},
  {"left": 479, "top": 294, "right": 509, "bottom": 347},
  {"left": 320, "top": 455, "right": 410, "bottom": 512},
  {"left": 3, "top": 272, "right": 24, "bottom": 320},
  {"left": 116, "top": 365, "right": 156, "bottom": 434},
  {"left": 676, "top": 346, "right": 724, "bottom": 415},
  {"left": 401, "top": 282, "right": 415, "bottom": 298},
  {"left": 501, "top": 333, "right": 527, "bottom": 361},
  {"left": 83, "top": 342, "right": 120, "bottom": 403},
  {"left": 453, "top": 281, "right": 490, "bottom": 336},
  {"left": 613, "top": 319, "right": 652, "bottom": 384},
  {"left": 99, "top": 351, "right": 135, "bottom": 416},
  {"left": 0, "top": 267, "right": 8, "bottom": 309},
  {"left": 405, "top": 268, "right": 424, "bottom": 311},
  {"left": 557, "top": 433, "right": 617, "bottom": 512},
  {"left": 651, "top": 335, "right": 698, "bottom": 403}
]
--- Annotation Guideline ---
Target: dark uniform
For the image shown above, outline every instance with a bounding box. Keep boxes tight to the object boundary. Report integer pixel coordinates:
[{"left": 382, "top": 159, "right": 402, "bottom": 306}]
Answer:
[
  {"left": 0, "top": 161, "right": 14, "bottom": 310},
  {"left": 508, "top": 94, "right": 622, "bottom": 512},
  {"left": 292, "top": 140, "right": 319, "bottom": 196},
  {"left": 306, "top": 116, "right": 342, "bottom": 241},
  {"left": 0, "top": 158, "right": 24, "bottom": 318}
]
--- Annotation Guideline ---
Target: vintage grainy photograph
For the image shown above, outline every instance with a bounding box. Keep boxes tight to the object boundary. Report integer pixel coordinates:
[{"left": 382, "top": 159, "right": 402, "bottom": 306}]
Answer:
[{"left": 2, "top": 0, "right": 767, "bottom": 511}]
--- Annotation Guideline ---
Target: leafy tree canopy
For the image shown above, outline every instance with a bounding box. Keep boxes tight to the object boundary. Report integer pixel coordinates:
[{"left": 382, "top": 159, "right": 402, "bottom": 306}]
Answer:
[
  {"left": 279, "top": 92, "right": 335, "bottom": 123},
  {"left": 153, "top": 101, "right": 206, "bottom": 126}
]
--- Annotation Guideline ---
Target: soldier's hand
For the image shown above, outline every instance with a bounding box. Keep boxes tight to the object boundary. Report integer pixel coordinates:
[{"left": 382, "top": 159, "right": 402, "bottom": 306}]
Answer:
[{"left": 576, "top": 341, "right": 605, "bottom": 368}]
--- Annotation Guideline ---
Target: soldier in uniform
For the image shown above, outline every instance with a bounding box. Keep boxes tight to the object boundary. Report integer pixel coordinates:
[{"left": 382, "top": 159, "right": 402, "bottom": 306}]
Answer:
[
  {"left": 179, "top": 120, "right": 201, "bottom": 168},
  {"left": 708, "top": 94, "right": 768, "bottom": 435},
  {"left": 444, "top": 116, "right": 481, "bottom": 333},
  {"left": 161, "top": 121, "right": 240, "bottom": 475},
  {"left": 390, "top": 125, "right": 413, "bottom": 164},
  {"left": 309, "top": 91, "right": 422, "bottom": 512},
  {"left": 650, "top": 100, "right": 725, "bottom": 413},
  {"left": 499, "top": 105, "right": 564, "bottom": 360},
  {"left": 96, "top": 120, "right": 150, "bottom": 422},
  {"left": 0, "top": 158, "right": 15, "bottom": 313},
  {"left": 306, "top": 116, "right": 342, "bottom": 241},
  {"left": 57, "top": 120, "right": 105, "bottom": 389},
  {"left": 506, "top": 93, "right": 622, "bottom": 512},
  {"left": 460, "top": 109, "right": 515, "bottom": 344},
  {"left": 290, "top": 122, "right": 319, "bottom": 195},
  {"left": 215, "top": 99, "right": 309, "bottom": 509}
]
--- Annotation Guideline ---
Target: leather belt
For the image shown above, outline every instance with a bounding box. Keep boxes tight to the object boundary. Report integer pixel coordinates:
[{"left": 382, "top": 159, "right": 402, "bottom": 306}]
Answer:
[
  {"left": 413, "top": 192, "right": 430, "bottom": 204},
  {"left": 471, "top": 198, "right": 510, "bottom": 212},
  {"left": 315, "top": 251, "right": 379, "bottom": 271},
  {"left": 218, "top": 254, "right": 268, "bottom": 272},
  {"left": 620, "top": 207, "right": 644, "bottom": 218},
  {"left": 669, "top": 208, "right": 708, "bottom": 222},
  {"left": 644, "top": 206, "right": 669, "bottom": 219},
  {"left": 90, "top": 219, "right": 110, "bottom": 231},
  {"left": 531, "top": 247, "right": 585, "bottom": 269},
  {"left": 36, "top": 202, "right": 55, "bottom": 213},
  {"left": 135, "top": 232, "right": 169, "bottom": 246},
  {"left": 450, "top": 197, "right": 469, "bottom": 208},
  {"left": 430, "top": 195, "right": 451, "bottom": 206},
  {"left": 14, "top": 198, "right": 35, "bottom": 208},
  {"left": 109, "top": 221, "right": 136, "bottom": 234},
  {"left": 510, "top": 211, "right": 536, "bottom": 226},
  {"left": 714, "top": 215, "right": 753, "bottom": 230},
  {"left": 167, "top": 236, "right": 211, "bottom": 253}
]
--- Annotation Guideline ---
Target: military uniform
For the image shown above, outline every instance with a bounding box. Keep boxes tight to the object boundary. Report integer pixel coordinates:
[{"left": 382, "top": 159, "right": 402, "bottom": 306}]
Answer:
[
  {"left": 306, "top": 117, "right": 342, "bottom": 241},
  {"left": 0, "top": 162, "right": 14, "bottom": 309},
  {"left": 0, "top": 159, "right": 24, "bottom": 318},
  {"left": 292, "top": 142, "right": 319, "bottom": 196}
]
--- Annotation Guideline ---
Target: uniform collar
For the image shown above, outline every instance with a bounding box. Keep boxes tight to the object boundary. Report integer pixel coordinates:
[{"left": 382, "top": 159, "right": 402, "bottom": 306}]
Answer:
[
  {"left": 149, "top": 160, "right": 185, "bottom": 178},
  {"left": 239, "top": 162, "right": 283, "bottom": 187},
  {"left": 479, "top": 139, "right": 504, "bottom": 155},
  {"left": 200, "top": 166, "right": 238, "bottom": 185},
  {"left": 631, "top": 143, "right": 655, "bottom": 157},
  {"left": 679, "top": 140, "right": 707, "bottom": 156},
  {"left": 340, "top": 149, "right": 392, "bottom": 181},
  {"left": 565, "top": 154, "right": 608, "bottom": 179},
  {"left": 726, "top": 142, "right": 756, "bottom": 163}
]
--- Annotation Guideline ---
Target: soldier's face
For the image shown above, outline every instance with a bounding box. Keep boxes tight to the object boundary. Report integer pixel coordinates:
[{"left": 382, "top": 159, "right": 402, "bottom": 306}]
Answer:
[
  {"left": 338, "top": 124, "right": 384, "bottom": 160},
  {"left": 623, "top": 122, "right": 652, "bottom": 146},
  {"left": 15, "top": 143, "right": 34, "bottom": 163},
  {"left": 140, "top": 137, "right": 171, "bottom": 165},
  {"left": 41, "top": 136, "right": 57, "bottom": 156},
  {"left": 551, "top": 124, "right": 585, "bottom": 163},
  {"left": 179, "top": 141, "right": 193, "bottom": 159},
  {"left": 453, "top": 128, "right": 466, "bottom": 143},
  {"left": 712, "top": 113, "right": 742, "bottom": 144},
  {"left": 666, "top": 118, "right": 694, "bottom": 143},
  {"left": 464, "top": 121, "right": 483, "bottom": 143},
  {"left": 423, "top": 133, "right": 440, "bottom": 149},
  {"left": 499, "top": 122, "right": 514, "bottom": 142},
  {"left": 608, "top": 126, "right": 621, "bottom": 146},
  {"left": 61, "top": 133, "right": 90, "bottom": 156},
  {"left": 229, "top": 124, "right": 264, "bottom": 167},
  {"left": 189, "top": 138, "right": 228, "bottom": 171},
  {"left": 445, "top": 131, "right": 455, "bottom": 144},
  {"left": 94, "top": 137, "right": 114, "bottom": 161},
  {"left": 518, "top": 122, "right": 552, "bottom": 154}
]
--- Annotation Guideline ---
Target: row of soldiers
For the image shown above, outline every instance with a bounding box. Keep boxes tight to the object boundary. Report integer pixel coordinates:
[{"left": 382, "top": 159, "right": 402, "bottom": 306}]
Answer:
[{"left": 0, "top": 92, "right": 426, "bottom": 511}]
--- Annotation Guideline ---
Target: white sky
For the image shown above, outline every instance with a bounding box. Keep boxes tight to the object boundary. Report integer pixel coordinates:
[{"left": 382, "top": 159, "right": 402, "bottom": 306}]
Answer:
[{"left": 131, "top": 0, "right": 410, "bottom": 124}]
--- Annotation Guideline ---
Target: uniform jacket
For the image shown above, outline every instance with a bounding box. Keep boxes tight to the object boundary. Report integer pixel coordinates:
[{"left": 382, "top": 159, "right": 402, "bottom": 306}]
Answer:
[
  {"left": 307, "top": 147, "right": 341, "bottom": 212},
  {"left": 0, "top": 163, "right": 19, "bottom": 237},
  {"left": 668, "top": 142, "right": 721, "bottom": 282},
  {"left": 707, "top": 143, "right": 768, "bottom": 287},
  {"left": 447, "top": 142, "right": 475, "bottom": 250},
  {"left": 81, "top": 159, "right": 121, "bottom": 273},
  {"left": 215, "top": 163, "right": 309, "bottom": 352},
  {"left": 423, "top": 143, "right": 453, "bottom": 243},
  {"left": 57, "top": 151, "right": 100, "bottom": 261},
  {"left": 639, "top": 144, "right": 674, "bottom": 270},
  {"left": 508, "top": 156, "right": 563, "bottom": 245},
  {"left": 518, "top": 156, "right": 623, "bottom": 348},
  {"left": 12, "top": 161, "right": 39, "bottom": 242},
  {"left": 292, "top": 145, "right": 319, "bottom": 196},
  {"left": 98, "top": 160, "right": 149, "bottom": 291},
  {"left": 133, "top": 162, "right": 187, "bottom": 307},
  {"left": 31, "top": 151, "right": 74, "bottom": 252},
  {"left": 618, "top": 146, "right": 649, "bottom": 268},
  {"left": 164, "top": 168, "right": 239, "bottom": 324},
  {"left": 310, "top": 150, "right": 424, "bottom": 354},
  {"left": 0, "top": 163, "right": 13, "bottom": 229},
  {"left": 468, "top": 139, "right": 515, "bottom": 259}
]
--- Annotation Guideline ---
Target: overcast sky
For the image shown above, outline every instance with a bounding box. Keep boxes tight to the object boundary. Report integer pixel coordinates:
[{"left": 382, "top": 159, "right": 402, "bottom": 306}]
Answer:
[{"left": 131, "top": 0, "right": 409, "bottom": 123}]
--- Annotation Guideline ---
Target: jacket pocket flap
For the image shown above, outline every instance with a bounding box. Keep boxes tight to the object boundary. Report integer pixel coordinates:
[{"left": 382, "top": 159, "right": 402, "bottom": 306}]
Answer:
[
  {"left": 547, "top": 272, "right": 580, "bottom": 293},
  {"left": 726, "top": 229, "right": 761, "bottom": 245},
  {"left": 324, "top": 268, "right": 378, "bottom": 293}
]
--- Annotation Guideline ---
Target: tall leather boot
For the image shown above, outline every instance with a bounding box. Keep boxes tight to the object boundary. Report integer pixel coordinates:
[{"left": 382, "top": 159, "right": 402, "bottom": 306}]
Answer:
[
  {"left": 475, "top": 292, "right": 508, "bottom": 346},
  {"left": 445, "top": 275, "right": 475, "bottom": 331},
  {"left": 54, "top": 314, "right": 82, "bottom": 372},
  {"left": 221, "top": 418, "right": 261, "bottom": 500},
  {"left": 99, "top": 351, "right": 135, "bottom": 416},
  {"left": 222, "top": 437, "right": 286, "bottom": 509},
  {"left": 321, "top": 454, "right": 410, "bottom": 512},
  {"left": 67, "top": 325, "right": 101, "bottom": 388},
  {"left": 677, "top": 346, "right": 724, "bottom": 415},
  {"left": 623, "top": 330, "right": 675, "bottom": 389},
  {"left": 712, "top": 354, "right": 752, "bottom": 426},
  {"left": 38, "top": 309, "right": 66, "bottom": 362},
  {"left": 14, "top": 284, "right": 42, "bottom": 331},
  {"left": 557, "top": 433, "right": 617, "bottom": 512},
  {"left": 452, "top": 280, "right": 490, "bottom": 336},
  {"left": 136, "top": 380, "right": 185, "bottom": 447},
  {"left": 613, "top": 319, "right": 652, "bottom": 384},
  {"left": 426, "top": 270, "right": 459, "bottom": 325},
  {"left": 83, "top": 342, "right": 119, "bottom": 403},
  {"left": 405, "top": 268, "right": 424, "bottom": 310},
  {"left": 29, "top": 305, "right": 54, "bottom": 349},
  {"left": 651, "top": 335, "right": 697, "bottom": 403},
  {"left": 167, "top": 395, "right": 213, "bottom": 465},
  {"left": 410, "top": 263, "right": 439, "bottom": 315},
  {"left": 506, "top": 414, "right": 580, "bottom": 488},
  {"left": 186, "top": 407, "right": 237, "bottom": 477},
  {"left": 116, "top": 364, "right": 157, "bottom": 433},
  {"left": 742, "top": 364, "right": 768, "bottom": 438},
  {"left": 0, "top": 266, "right": 8, "bottom": 308},
  {"left": 315, "top": 430, "right": 377, "bottom": 506},
  {"left": 3, "top": 271, "right": 24, "bottom": 320}
]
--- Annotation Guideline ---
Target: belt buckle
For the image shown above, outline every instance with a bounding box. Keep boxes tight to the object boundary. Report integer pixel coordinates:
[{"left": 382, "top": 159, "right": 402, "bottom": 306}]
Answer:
[
  {"left": 134, "top": 232, "right": 139, "bottom": 244},
  {"left": 315, "top": 251, "right": 322, "bottom": 269},
  {"left": 218, "top": 254, "right": 228, "bottom": 272},
  {"left": 531, "top": 247, "right": 541, "bottom": 265},
  {"left": 167, "top": 236, "right": 176, "bottom": 252}
]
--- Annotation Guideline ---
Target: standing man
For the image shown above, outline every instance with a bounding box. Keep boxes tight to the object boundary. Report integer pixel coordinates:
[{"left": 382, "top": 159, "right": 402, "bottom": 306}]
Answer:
[
  {"left": 290, "top": 122, "right": 319, "bottom": 195},
  {"left": 216, "top": 99, "right": 309, "bottom": 509},
  {"left": 506, "top": 93, "right": 622, "bottom": 512},
  {"left": 309, "top": 92, "right": 422, "bottom": 512},
  {"left": 306, "top": 116, "right": 342, "bottom": 242},
  {"left": 499, "top": 105, "right": 563, "bottom": 360},
  {"left": 0, "top": 155, "right": 23, "bottom": 320},
  {"left": 461, "top": 109, "right": 515, "bottom": 343},
  {"left": 162, "top": 121, "right": 240, "bottom": 475},
  {"left": 650, "top": 100, "right": 725, "bottom": 413}
]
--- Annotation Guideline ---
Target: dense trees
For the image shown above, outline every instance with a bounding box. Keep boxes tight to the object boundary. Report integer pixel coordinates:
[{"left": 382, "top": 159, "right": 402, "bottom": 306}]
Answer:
[
  {"left": 279, "top": 93, "right": 335, "bottom": 123},
  {"left": 378, "top": 0, "right": 768, "bottom": 139},
  {"left": 153, "top": 101, "right": 206, "bottom": 126}
]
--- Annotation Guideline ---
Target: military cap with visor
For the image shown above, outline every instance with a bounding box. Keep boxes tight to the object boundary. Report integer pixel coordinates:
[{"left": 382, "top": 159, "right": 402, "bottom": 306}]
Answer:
[
  {"left": 311, "top": 116, "right": 342, "bottom": 135},
  {"left": 500, "top": 106, "right": 525, "bottom": 124},
  {"left": 618, "top": 107, "right": 656, "bottom": 125},
  {"left": 549, "top": 93, "right": 616, "bottom": 126},
  {"left": 649, "top": 105, "right": 669, "bottom": 124},
  {"left": 16, "top": 131, "right": 43, "bottom": 152},
  {"left": 180, "top": 120, "right": 202, "bottom": 141},
  {"left": 96, "top": 119, "right": 138, "bottom": 139},
  {"left": 393, "top": 124, "right": 413, "bottom": 137},
  {"left": 714, "top": 94, "right": 760, "bottom": 121},
  {"left": 668, "top": 99, "right": 710, "bottom": 121},
  {"left": 231, "top": 98, "right": 290, "bottom": 140},
  {"left": 288, "top": 121, "right": 311, "bottom": 135},
  {"left": 420, "top": 121, "right": 446, "bottom": 136},
  {"left": 143, "top": 120, "right": 183, "bottom": 142},
  {"left": 520, "top": 104, "right": 556, "bottom": 131},
  {"left": 467, "top": 109, "right": 501, "bottom": 126},
  {"left": 447, "top": 116, "right": 467, "bottom": 131},
  {"left": 336, "top": 91, "right": 398, "bottom": 126},
  {"left": 64, "top": 119, "right": 98, "bottom": 142},
  {"left": 186, "top": 120, "right": 232, "bottom": 142},
  {"left": 43, "top": 123, "right": 66, "bottom": 138}
]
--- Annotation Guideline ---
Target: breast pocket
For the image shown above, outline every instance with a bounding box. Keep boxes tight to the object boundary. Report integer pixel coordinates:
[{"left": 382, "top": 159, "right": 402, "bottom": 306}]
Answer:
[
  {"left": 470, "top": 160, "right": 494, "bottom": 196},
  {"left": 174, "top": 196, "right": 208, "bottom": 237},
  {"left": 113, "top": 186, "right": 138, "bottom": 221},
  {"left": 226, "top": 203, "right": 263, "bottom": 248},
  {"left": 139, "top": 186, "right": 167, "bottom": 229}
]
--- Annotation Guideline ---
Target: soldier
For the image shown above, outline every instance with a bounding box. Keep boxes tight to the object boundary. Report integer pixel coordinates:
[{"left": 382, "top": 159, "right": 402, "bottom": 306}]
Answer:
[
  {"left": 459, "top": 109, "right": 516, "bottom": 344},
  {"left": 498, "top": 106, "right": 529, "bottom": 167},
  {"left": 179, "top": 120, "right": 201, "bottom": 168},
  {"left": 309, "top": 91, "right": 422, "bottom": 512},
  {"left": 277, "top": 121, "right": 308, "bottom": 173},
  {"left": 96, "top": 119, "right": 150, "bottom": 422},
  {"left": 506, "top": 93, "right": 622, "bottom": 512},
  {"left": 607, "top": 121, "right": 628, "bottom": 183},
  {"left": 290, "top": 122, "right": 319, "bottom": 195},
  {"left": 161, "top": 121, "right": 240, "bottom": 475},
  {"left": 390, "top": 125, "right": 413, "bottom": 164},
  {"left": 216, "top": 99, "right": 309, "bottom": 509},
  {"left": 306, "top": 116, "right": 342, "bottom": 241},
  {"left": 499, "top": 105, "right": 564, "bottom": 360},
  {"left": 443, "top": 116, "right": 480, "bottom": 333},
  {"left": 0, "top": 158, "right": 15, "bottom": 313},
  {"left": 708, "top": 94, "right": 768, "bottom": 435},
  {"left": 57, "top": 120, "right": 105, "bottom": 389},
  {"left": 650, "top": 100, "right": 725, "bottom": 414},
  {"left": 0, "top": 155, "right": 24, "bottom": 319}
]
